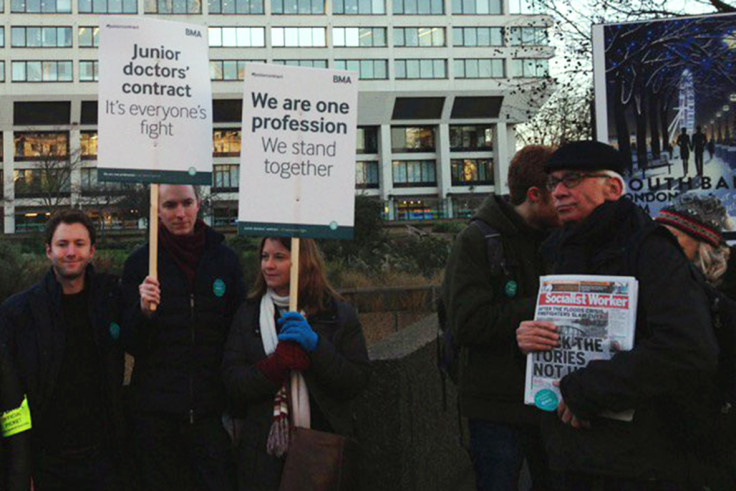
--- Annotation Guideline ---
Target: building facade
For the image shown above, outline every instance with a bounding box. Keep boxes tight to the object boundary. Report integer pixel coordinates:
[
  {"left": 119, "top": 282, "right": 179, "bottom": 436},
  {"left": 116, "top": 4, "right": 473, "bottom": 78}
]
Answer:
[{"left": 0, "top": 0, "right": 553, "bottom": 233}]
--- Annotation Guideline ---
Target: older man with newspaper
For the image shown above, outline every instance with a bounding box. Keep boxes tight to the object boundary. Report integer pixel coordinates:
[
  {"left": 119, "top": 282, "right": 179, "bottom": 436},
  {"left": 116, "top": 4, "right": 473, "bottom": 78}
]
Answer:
[{"left": 516, "top": 141, "right": 733, "bottom": 490}]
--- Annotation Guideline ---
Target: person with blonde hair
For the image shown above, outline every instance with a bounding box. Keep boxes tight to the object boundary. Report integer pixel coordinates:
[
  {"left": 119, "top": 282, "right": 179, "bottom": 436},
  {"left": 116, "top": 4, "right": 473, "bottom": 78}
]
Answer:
[
  {"left": 222, "top": 237, "right": 370, "bottom": 490},
  {"left": 655, "top": 193, "right": 733, "bottom": 285}
]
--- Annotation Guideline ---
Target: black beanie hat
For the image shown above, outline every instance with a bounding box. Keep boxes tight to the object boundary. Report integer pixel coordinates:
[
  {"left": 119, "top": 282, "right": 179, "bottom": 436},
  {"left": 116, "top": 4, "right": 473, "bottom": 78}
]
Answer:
[{"left": 545, "top": 141, "right": 627, "bottom": 175}]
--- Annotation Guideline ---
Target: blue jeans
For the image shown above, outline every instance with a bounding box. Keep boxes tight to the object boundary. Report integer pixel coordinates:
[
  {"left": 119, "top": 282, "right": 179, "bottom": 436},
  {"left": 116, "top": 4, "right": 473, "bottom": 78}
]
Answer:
[{"left": 469, "top": 420, "right": 524, "bottom": 491}]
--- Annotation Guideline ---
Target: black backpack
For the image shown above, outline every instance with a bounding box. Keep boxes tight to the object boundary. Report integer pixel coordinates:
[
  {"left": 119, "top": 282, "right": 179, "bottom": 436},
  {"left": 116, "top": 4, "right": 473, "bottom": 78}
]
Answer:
[{"left": 437, "top": 219, "right": 513, "bottom": 388}]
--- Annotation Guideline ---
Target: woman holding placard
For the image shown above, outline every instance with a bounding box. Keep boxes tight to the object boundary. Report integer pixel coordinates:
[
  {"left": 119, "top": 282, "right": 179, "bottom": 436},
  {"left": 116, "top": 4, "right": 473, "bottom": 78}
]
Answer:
[{"left": 222, "top": 237, "right": 371, "bottom": 490}]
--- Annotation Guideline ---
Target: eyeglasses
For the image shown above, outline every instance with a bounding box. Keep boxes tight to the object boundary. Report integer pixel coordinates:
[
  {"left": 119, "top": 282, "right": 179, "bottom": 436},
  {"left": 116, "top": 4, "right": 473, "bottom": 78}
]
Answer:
[{"left": 546, "top": 172, "right": 612, "bottom": 192}]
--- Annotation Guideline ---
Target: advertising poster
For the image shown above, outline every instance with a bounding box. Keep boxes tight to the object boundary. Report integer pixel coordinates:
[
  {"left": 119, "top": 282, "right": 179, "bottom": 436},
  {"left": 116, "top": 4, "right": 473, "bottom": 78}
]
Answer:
[
  {"left": 593, "top": 13, "right": 736, "bottom": 237},
  {"left": 238, "top": 63, "right": 358, "bottom": 239},
  {"left": 97, "top": 16, "right": 212, "bottom": 184}
]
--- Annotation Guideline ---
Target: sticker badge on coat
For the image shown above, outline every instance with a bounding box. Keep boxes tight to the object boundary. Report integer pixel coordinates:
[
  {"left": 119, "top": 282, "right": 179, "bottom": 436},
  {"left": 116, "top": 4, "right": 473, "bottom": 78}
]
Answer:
[
  {"left": 213, "top": 278, "right": 226, "bottom": 297},
  {"left": 504, "top": 280, "right": 518, "bottom": 298},
  {"left": 109, "top": 322, "right": 121, "bottom": 341}
]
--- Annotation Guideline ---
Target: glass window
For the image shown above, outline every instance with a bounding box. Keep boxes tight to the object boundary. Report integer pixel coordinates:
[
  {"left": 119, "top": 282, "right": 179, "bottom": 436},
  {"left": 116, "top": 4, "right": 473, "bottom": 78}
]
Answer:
[
  {"left": 208, "top": 27, "right": 266, "bottom": 47},
  {"left": 271, "top": 28, "right": 326, "bottom": 47},
  {"left": 0, "top": 61, "right": 4, "bottom": 83},
  {"left": 79, "top": 0, "right": 137, "bottom": 12},
  {"left": 392, "top": 160, "right": 436, "bottom": 187},
  {"left": 333, "top": 0, "right": 384, "bottom": 14},
  {"left": 393, "top": 0, "right": 442, "bottom": 14},
  {"left": 451, "top": 159, "right": 493, "bottom": 185},
  {"left": 213, "top": 129, "right": 241, "bottom": 156},
  {"left": 273, "top": 60, "right": 328, "bottom": 68},
  {"left": 11, "top": 26, "right": 72, "bottom": 47},
  {"left": 356, "top": 127, "right": 379, "bottom": 153},
  {"left": 79, "top": 60, "right": 99, "bottom": 81},
  {"left": 78, "top": 26, "right": 99, "bottom": 47},
  {"left": 393, "top": 27, "right": 444, "bottom": 47},
  {"left": 356, "top": 161, "right": 379, "bottom": 188},
  {"left": 509, "top": 0, "right": 545, "bottom": 14},
  {"left": 209, "top": 60, "right": 258, "bottom": 81},
  {"left": 208, "top": 0, "right": 263, "bottom": 13},
  {"left": 12, "top": 61, "right": 73, "bottom": 82},
  {"left": 508, "top": 27, "right": 548, "bottom": 46},
  {"left": 81, "top": 132, "right": 98, "bottom": 159},
  {"left": 14, "top": 132, "right": 69, "bottom": 160},
  {"left": 391, "top": 127, "right": 435, "bottom": 152},
  {"left": 334, "top": 59, "right": 387, "bottom": 80},
  {"left": 449, "top": 125, "right": 493, "bottom": 151},
  {"left": 453, "top": 59, "right": 504, "bottom": 79},
  {"left": 451, "top": 0, "right": 500, "bottom": 14},
  {"left": 213, "top": 164, "right": 240, "bottom": 190},
  {"left": 510, "top": 58, "right": 549, "bottom": 78},
  {"left": 452, "top": 27, "right": 503, "bottom": 46},
  {"left": 0, "top": 27, "right": 4, "bottom": 48},
  {"left": 12, "top": 0, "right": 71, "bottom": 12},
  {"left": 272, "top": 0, "right": 323, "bottom": 13},
  {"left": 333, "top": 27, "right": 386, "bottom": 47},
  {"left": 144, "top": 0, "right": 201, "bottom": 13},
  {"left": 395, "top": 59, "right": 445, "bottom": 79}
]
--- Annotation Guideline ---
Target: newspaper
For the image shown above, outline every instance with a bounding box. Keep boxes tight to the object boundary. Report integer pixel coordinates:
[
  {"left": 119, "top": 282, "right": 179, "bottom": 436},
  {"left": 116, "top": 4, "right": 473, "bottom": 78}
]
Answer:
[{"left": 524, "top": 275, "right": 638, "bottom": 420}]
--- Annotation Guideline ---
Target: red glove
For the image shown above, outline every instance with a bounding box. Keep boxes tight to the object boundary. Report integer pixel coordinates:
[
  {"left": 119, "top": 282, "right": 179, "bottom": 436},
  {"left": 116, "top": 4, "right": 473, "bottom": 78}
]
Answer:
[{"left": 255, "top": 342, "right": 311, "bottom": 384}]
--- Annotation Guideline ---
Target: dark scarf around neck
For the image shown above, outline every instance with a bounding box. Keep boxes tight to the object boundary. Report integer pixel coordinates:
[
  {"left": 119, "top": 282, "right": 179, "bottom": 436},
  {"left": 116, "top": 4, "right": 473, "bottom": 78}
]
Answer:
[{"left": 159, "top": 219, "right": 206, "bottom": 287}]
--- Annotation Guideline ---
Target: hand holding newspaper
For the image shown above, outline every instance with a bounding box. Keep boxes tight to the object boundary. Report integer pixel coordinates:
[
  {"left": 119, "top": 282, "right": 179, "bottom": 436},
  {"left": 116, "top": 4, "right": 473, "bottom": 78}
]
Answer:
[{"left": 524, "top": 275, "right": 638, "bottom": 421}]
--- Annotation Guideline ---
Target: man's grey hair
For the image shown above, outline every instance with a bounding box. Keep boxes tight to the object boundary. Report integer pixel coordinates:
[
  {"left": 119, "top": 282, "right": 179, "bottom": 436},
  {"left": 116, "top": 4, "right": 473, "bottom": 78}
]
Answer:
[{"left": 600, "top": 170, "right": 627, "bottom": 195}]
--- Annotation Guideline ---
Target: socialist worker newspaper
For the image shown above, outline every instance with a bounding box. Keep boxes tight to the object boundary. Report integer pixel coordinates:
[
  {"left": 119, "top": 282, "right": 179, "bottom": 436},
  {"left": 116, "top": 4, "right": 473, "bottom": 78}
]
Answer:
[{"left": 524, "top": 275, "right": 638, "bottom": 420}]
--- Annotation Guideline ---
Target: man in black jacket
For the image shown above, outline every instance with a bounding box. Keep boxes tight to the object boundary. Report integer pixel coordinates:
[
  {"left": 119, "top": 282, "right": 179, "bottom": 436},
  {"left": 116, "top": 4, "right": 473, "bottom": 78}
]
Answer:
[
  {"left": 443, "top": 146, "right": 560, "bottom": 490},
  {"left": 122, "top": 184, "right": 244, "bottom": 491},
  {"left": 0, "top": 209, "right": 125, "bottom": 490},
  {"left": 517, "top": 141, "right": 731, "bottom": 489}
]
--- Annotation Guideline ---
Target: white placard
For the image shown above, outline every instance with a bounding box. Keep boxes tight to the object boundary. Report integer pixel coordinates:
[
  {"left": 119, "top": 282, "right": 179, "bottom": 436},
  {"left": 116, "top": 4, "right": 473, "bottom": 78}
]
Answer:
[
  {"left": 98, "top": 16, "right": 212, "bottom": 184},
  {"left": 238, "top": 63, "right": 358, "bottom": 239}
]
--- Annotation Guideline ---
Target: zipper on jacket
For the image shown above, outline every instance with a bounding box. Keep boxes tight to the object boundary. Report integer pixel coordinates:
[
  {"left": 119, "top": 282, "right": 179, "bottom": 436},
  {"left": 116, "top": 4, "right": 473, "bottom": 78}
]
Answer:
[{"left": 189, "top": 293, "right": 195, "bottom": 424}]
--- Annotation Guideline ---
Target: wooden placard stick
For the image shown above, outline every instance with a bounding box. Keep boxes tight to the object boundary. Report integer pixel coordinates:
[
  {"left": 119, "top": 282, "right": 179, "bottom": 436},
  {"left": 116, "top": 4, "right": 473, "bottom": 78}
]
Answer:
[
  {"left": 288, "top": 237, "right": 310, "bottom": 428},
  {"left": 149, "top": 184, "right": 159, "bottom": 312}
]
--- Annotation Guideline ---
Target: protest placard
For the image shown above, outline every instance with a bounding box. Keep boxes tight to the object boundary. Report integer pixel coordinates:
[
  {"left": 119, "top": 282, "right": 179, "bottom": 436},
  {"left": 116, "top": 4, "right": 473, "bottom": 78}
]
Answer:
[
  {"left": 238, "top": 63, "right": 358, "bottom": 239},
  {"left": 97, "top": 16, "right": 212, "bottom": 184}
]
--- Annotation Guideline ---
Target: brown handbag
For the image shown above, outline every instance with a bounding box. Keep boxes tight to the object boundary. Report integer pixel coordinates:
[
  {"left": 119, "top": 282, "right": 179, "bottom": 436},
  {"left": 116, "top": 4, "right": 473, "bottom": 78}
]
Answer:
[
  {"left": 278, "top": 372, "right": 359, "bottom": 491},
  {"left": 278, "top": 427, "right": 359, "bottom": 491}
]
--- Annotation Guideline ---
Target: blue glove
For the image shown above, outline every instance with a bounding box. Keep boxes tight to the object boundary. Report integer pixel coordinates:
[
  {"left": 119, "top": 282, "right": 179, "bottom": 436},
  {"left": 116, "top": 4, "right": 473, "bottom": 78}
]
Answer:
[{"left": 277, "top": 312, "right": 318, "bottom": 352}]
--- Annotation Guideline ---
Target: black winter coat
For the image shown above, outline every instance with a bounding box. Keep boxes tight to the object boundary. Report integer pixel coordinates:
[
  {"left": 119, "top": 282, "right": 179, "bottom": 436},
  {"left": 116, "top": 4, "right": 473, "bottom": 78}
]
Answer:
[
  {"left": 0, "top": 267, "right": 124, "bottom": 482},
  {"left": 222, "top": 297, "right": 371, "bottom": 490},
  {"left": 443, "top": 195, "right": 547, "bottom": 424},
  {"left": 121, "top": 226, "right": 245, "bottom": 418},
  {"left": 543, "top": 198, "right": 731, "bottom": 487},
  {"left": 0, "top": 342, "right": 31, "bottom": 491}
]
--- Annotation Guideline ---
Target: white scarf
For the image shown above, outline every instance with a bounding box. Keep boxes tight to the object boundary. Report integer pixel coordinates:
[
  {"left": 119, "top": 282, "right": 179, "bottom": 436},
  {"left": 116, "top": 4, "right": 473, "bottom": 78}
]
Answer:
[{"left": 260, "top": 290, "right": 311, "bottom": 429}]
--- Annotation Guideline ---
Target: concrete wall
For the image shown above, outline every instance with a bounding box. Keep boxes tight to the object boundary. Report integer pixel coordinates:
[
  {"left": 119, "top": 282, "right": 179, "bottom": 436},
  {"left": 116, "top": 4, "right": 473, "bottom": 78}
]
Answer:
[{"left": 354, "top": 314, "right": 474, "bottom": 491}]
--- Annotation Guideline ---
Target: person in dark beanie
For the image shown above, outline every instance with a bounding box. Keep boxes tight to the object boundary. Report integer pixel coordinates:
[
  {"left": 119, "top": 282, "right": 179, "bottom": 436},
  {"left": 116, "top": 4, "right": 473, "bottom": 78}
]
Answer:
[
  {"left": 516, "top": 141, "right": 734, "bottom": 489},
  {"left": 656, "top": 193, "right": 732, "bottom": 286},
  {"left": 121, "top": 185, "right": 245, "bottom": 490},
  {"left": 443, "top": 145, "right": 560, "bottom": 490},
  {"left": 0, "top": 209, "right": 125, "bottom": 490}
]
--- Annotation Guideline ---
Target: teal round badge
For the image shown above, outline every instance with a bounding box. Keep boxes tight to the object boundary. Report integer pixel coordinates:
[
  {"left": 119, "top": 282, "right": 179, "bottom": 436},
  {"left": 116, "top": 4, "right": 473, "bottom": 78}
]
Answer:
[
  {"left": 534, "top": 389, "right": 559, "bottom": 412},
  {"left": 504, "top": 280, "right": 518, "bottom": 298},
  {"left": 109, "top": 322, "right": 121, "bottom": 341},
  {"left": 188, "top": 167, "right": 197, "bottom": 176},
  {"left": 329, "top": 221, "right": 338, "bottom": 231},
  {"left": 213, "top": 278, "right": 226, "bottom": 297}
]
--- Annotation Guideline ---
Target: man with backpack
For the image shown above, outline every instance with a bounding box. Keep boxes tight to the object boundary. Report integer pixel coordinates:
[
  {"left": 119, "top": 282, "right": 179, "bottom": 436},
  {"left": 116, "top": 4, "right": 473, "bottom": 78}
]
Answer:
[
  {"left": 442, "top": 145, "right": 560, "bottom": 490},
  {"left": 517, "top": 141, "right": 733, "bottom": 489}
]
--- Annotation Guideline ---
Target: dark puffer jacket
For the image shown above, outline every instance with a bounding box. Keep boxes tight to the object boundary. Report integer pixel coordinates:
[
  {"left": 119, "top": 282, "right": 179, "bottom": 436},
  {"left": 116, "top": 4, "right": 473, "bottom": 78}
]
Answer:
[
  {"left": 222, "top": 296, "right": 371, "bottom": 490},
  {"left": 0, "top": 267, "right": 124, "bottom": 486},
  {"left": 443, "top": 195, "right": 547, "bottom": 424},
  {"left": 121, "top": 225, "right": 245, "bottom": 418},
  {"left": 543, "top": 198, "right": 732, "bottom": 488}
]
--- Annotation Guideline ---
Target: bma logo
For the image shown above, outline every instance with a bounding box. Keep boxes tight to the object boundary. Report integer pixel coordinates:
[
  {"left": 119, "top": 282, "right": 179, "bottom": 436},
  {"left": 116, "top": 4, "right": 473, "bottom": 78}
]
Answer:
[
  {"left": 186, "top": 28, "right": 202, "bottom": 37},
  {"left": 333, "top": 75, "right": 352, "bottom": 84}
]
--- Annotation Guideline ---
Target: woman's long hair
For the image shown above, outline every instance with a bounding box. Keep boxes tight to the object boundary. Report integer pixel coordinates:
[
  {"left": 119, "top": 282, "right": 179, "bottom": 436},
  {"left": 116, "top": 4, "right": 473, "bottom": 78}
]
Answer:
[{"left": 249, "top": 237, "right": 342, "bottom": 314}]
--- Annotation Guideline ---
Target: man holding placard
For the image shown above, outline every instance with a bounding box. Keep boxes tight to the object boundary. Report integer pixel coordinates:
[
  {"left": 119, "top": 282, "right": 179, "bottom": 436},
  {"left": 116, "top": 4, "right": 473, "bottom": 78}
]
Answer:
[
  {"left": 122, "top": 184, "right": 244, "bottom": 490},
  {"left": 516, "top": 141, "right": 730, "bottom": 489}
]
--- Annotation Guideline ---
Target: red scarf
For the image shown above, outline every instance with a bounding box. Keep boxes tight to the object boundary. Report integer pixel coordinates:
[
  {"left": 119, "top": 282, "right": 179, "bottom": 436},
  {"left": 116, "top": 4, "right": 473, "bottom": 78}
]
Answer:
[{"left": 159, "top": 219, "right": 206, "bottom": 288}]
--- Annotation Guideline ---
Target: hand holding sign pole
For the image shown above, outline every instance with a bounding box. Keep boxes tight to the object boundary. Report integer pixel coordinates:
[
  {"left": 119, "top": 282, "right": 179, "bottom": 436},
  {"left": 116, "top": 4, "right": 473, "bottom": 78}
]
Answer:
[{"left": 97, "top": 17, "right": 213, "bottom": 310}]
